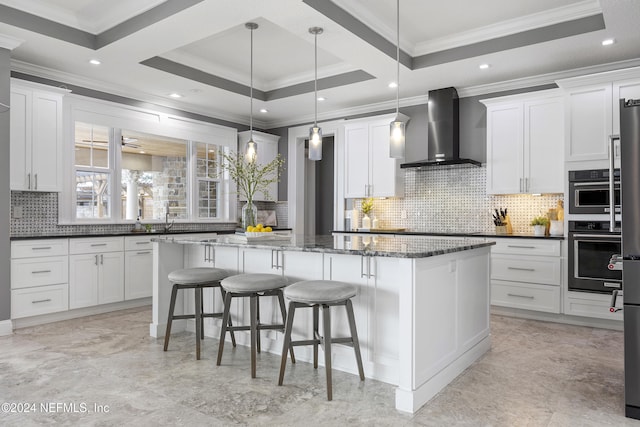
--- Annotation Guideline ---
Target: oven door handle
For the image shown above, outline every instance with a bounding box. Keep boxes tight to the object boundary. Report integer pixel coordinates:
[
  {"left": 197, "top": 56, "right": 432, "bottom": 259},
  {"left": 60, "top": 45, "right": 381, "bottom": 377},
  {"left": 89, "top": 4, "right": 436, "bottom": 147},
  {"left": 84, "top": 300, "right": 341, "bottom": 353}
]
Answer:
[
  {"left": 572, "top": 233, "right": 621, "bottom": 239},
  {"left": 571, "top": 181, "right": 620, "bottom": 187},
  {"left": 609, "top": 134, "right": 620, "bottom": 232}
]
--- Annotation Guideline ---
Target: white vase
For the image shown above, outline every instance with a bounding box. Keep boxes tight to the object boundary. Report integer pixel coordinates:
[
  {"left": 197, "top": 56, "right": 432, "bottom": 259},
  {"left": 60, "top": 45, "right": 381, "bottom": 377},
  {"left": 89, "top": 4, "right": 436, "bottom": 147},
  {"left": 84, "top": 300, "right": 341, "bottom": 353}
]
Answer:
[
  {"left": 351, "top": 208, "right": 359, "bottom": 230},
  {"left": 372, "top": 217, "right": 379, "bottom": 229},
  {"left": 361, "top": 214, "right": 371, "bottom": 229},
  {"left": 533, "top": 225, "right": 546, "bottom": 236}
]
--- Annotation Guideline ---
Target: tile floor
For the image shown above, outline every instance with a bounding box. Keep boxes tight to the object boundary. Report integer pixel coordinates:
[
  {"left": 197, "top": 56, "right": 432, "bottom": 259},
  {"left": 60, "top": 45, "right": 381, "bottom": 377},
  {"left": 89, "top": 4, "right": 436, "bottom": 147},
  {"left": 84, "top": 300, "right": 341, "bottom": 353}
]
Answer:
[{"left": 1, "top": 307, "right": 639, "bottom": 426}]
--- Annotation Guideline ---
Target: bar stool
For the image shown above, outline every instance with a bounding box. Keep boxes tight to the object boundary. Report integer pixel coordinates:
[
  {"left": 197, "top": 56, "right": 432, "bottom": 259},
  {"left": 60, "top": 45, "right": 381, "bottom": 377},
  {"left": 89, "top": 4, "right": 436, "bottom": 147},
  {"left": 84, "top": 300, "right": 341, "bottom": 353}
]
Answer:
[
  {"left": 163, "top": 267, "right": 236, "bottom": 360},
  {"left": 217, "top": 273, "right": 295, "bottom": 378},
  {"left": 277, "top": 280, "right": 365, "bottom": 401}
]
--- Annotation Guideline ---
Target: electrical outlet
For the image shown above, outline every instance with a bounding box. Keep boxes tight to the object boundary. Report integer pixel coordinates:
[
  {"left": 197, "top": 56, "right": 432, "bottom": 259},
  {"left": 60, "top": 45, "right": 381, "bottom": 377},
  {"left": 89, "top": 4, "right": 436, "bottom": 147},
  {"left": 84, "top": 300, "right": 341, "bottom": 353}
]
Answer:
[
  {"left": 13, "top": 206, "right": 23, "bottom": 219},
  {"left": 400, "top": 210, "right": 407, "bottom": 219}
]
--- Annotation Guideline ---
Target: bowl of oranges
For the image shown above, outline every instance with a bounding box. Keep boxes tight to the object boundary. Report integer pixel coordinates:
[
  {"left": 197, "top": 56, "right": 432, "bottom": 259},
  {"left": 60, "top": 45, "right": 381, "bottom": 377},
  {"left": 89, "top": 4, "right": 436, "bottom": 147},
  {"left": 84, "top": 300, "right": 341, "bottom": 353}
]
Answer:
[{"left": 245, "top": 223, "right": 273, "bottom": 237}]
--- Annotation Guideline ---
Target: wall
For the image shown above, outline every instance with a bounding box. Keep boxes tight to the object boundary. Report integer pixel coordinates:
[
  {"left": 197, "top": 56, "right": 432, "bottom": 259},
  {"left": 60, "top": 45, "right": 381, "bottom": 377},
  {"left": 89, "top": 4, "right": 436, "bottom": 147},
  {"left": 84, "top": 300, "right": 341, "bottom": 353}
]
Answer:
[
  {"left": 0, "top": 48, "right": 11, "bottom": 322},
  {"left": 353, "top": 166, "right": 563, "bottom": 234}
]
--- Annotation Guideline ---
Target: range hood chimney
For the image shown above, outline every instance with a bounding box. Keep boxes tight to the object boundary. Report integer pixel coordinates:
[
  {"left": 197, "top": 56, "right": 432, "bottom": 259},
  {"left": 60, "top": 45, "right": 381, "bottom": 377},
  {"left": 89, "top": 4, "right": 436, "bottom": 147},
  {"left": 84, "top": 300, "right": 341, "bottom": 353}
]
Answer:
[{"left": 401, "top": 87, "right": 480, "bottom": 169}]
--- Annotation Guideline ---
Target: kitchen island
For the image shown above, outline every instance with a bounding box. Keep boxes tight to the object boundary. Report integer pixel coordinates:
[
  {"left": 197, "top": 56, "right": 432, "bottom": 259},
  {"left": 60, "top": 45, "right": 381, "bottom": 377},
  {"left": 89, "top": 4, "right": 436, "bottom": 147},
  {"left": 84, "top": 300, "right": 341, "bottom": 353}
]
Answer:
[{"left": 151, "top": 234, "right": 494, "bottom": 413}]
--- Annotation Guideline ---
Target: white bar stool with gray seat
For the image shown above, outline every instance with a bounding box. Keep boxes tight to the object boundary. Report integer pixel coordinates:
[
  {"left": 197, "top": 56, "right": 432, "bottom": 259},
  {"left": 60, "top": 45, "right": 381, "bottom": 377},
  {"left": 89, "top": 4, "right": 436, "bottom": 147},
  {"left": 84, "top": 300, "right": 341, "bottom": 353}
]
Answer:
[
  {"left": 217, "top": 273, "right": 295, "bottom": 378},
  {"left": 277, "top": 280, "right": 365, "bottom": 401},
  {"left": 163, "top": 267, "right": 236, "bottom": 360}
]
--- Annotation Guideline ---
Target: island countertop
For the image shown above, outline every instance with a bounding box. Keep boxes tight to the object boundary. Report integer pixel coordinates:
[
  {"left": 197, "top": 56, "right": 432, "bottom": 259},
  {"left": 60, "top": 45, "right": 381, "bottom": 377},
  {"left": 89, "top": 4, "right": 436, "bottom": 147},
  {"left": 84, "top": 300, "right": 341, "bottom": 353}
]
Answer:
[{"left": 152, "top": 233, "right": 495, "bottom": 258}]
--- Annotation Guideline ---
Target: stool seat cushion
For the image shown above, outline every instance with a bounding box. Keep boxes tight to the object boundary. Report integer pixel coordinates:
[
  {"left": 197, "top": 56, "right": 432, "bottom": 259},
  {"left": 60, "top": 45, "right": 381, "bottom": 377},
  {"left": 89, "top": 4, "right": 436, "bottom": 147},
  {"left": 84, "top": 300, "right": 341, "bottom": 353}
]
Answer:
[
  {"left": 284, "top": 280, "right": 357, "bottom": 304},
  {"left": 168, "top": 267, "right": 229, "bottom": 284},
  {"left": 222, "top": 273, "right": 288, "bottom": 293}
]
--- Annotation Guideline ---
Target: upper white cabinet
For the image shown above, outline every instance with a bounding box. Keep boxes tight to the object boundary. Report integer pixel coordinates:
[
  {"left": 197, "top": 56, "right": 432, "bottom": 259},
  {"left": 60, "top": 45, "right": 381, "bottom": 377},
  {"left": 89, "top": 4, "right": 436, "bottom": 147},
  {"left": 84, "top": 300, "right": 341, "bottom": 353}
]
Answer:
[
  {"left": 557, "top": 69, "right": 640, "bottom": 162},
  {"left": 238, "top": 130, "right": 280, "bottom": 201},
  {"left": 10, "top": 80, "right": 68, "bottom": 192},
  {"left": 481, "top": 90, "right": 564, "bottom": 195},
  {"left": 344, "top": 114, "right": 404, "bottom": 198}
]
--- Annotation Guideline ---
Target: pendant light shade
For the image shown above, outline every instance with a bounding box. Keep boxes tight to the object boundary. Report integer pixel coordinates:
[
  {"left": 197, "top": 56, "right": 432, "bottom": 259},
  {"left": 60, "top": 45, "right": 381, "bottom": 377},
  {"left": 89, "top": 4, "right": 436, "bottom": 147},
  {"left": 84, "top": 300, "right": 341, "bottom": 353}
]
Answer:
[
  {"left": 245, "top": 22, "right": 258, "bottom": 163},
  {"left": 389, "top": 0, "right": 406, "bottom": 159},
  {"left": 308, "top": 26, "right": 323, "bottom": 161}
]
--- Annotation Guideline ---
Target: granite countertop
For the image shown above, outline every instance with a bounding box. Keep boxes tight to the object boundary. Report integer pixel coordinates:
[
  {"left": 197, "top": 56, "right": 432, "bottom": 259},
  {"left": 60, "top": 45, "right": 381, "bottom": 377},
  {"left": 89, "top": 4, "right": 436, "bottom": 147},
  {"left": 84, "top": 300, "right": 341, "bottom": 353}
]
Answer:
[
  {"left": 153, "top": 234, "right": 496, "bottom": 259},
  {"left": 332, "top": 229, "right": 566, "bottom": 240}
]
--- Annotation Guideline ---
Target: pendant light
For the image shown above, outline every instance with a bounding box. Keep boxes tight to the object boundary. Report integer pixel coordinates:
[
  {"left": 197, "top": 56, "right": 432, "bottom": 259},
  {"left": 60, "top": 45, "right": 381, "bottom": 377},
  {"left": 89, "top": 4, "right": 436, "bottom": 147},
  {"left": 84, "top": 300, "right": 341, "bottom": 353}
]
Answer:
[
  {"left": 245, "top": 22, "right": 258, "bottom": 163},
  {"left": 308, "top": 26, "right": 323, "bottom": 161},
  {"left": 389, "top": 0, "right": 406, "bottom": 159}
]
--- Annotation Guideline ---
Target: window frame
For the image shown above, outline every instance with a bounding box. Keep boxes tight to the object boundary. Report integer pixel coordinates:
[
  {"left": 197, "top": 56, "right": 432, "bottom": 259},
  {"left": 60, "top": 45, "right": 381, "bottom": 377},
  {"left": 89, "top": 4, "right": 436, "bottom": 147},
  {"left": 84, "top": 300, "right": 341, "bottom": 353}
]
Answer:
[{"left": 60, "top": 96, "right": 238, "bottom": 225}]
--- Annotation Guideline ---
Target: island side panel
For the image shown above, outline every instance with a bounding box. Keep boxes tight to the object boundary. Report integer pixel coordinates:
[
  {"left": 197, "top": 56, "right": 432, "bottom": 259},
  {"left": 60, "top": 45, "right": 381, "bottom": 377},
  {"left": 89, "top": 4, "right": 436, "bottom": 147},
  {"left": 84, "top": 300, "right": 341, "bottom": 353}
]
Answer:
[
  {"left": 395, "top": 246, "right": 492, "bottom": 413},
  {"left": 151, "top": 241, "right": 186, "bottom": 338}
]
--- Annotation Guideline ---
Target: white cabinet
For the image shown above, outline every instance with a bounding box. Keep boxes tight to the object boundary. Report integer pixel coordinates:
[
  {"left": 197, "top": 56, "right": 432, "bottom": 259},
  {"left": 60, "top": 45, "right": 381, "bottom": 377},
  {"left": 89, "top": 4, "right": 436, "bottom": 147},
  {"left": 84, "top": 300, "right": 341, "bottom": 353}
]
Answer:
[
  {"left": 490, "top": 238, "right": 562, "bottom": 313},
  {"left": 10, "top": 80, "right": 67, "bottom": 191},
  {"left": 557, "top": 71, "right": 640, "bottom": 163},
  {"left": 481, "top": 90, "right": 564, "bottom": 194},
  {"left": 11, "top": 239, "right": 69, "bottom": 319},
  {"left": 124, "top": 236, "right": 154, "bottom": 300},
  {"left": 69, "top": 237, "right": 124, "bottom": 309},
  {"left": 238, "top": 130, "right": 280, "bottom": 201},
  {"left": 344, "top": 114, "right": 404, "bottom": 198}
]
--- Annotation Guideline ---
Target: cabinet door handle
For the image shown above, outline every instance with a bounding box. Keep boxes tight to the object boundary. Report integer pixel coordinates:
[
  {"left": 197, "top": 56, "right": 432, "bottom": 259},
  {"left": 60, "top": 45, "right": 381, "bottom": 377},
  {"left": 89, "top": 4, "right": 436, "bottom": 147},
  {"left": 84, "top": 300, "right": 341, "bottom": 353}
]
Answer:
[
  {"left": 32, "top": 299, "right": 52, "bottom": 304},
  {"left": 360, "top": 256, "right": 366, "bottom": 278},
  {"left": 367, "top": 257, "right": 375, "bottom": 278},
  {"left": 100, "top": 254, "right": 104, "bottom": 265},
  {"left": 28, "top": 173, "right": 31, "bottom": 190},
  {"left": 525, "top": 177, "right": 529, "bottom": 192},
  {"left": 519, "top": 178, "right": 522, "bottom": 192},
  {"left": 507, "top": 267, "right": 535, "bottom": 272},
  {"left": 31, "top": 246, "right": 52, "bottom": 251},
  {"left": 507, "top": 245, "right": 536, "bottom": 249},
  {"left": 135, "top": 241, "right": 151, "bottom": 245},
  {"left": 136, "top": 251, "right": 151, "bottom": 255},
  {"left": 31, "top": 270, "right": 52, "bottom": 274},
  {"left": 507, "top": 293, "right": 534, "bottom": 299},
  {"left": 35, "top": 173, "right": 38, "bottom": 190},
  {"left": 95, "top": 255, "right": 98, "bottom": 266},
  {"left": 91, "top": 243, "right": 107, "bottom": 247}
]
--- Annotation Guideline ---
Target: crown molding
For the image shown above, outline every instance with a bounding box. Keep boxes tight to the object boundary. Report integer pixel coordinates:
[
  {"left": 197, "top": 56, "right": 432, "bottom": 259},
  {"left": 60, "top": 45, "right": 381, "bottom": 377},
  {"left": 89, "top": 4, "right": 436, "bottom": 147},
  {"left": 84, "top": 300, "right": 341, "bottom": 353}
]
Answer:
[
  {"left": 458, "top": 58, "right": 640, "bottom": 98},
  {"left": 414, "top": 0, "right": 601, "bottom": 55},
  {"left": 0, "top": 34, "right": 24, "bottom": 50}
]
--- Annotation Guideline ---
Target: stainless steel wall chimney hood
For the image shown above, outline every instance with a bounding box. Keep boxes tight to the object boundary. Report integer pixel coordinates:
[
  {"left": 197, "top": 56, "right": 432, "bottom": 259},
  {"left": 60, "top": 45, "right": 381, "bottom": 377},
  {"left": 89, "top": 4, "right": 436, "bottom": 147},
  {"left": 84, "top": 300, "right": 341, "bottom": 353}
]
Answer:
[{"left": 401, "top": 87, "right": 481, "bottom": 169}]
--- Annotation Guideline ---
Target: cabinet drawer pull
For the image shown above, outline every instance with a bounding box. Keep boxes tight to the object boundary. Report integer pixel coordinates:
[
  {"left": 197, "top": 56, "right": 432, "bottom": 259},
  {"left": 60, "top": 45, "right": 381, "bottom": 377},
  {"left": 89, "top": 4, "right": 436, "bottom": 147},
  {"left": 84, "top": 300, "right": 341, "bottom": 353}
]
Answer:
[
  {"left": 136, "top": 251, "right": 152, "bottom": 255},
  {"left": 507, "top": 293, "right": 534, "bottom": 299},
  {"left": 135, "top": 241, "right": 151, "bottom": 245},
  {"left": 32, "top": 298, "right": 52, "bottom": 304},
  {"left": 90, "top": 243, "right": 108, "bottom": 247},
  {"left": 31, "top": 246, "right": 52, "bottom": 251},
  {"left": 507, "top": 245, "right": 536, "bottom": 249},
  {"left": 31, "top": 270, "right": 52, "bottom": 274},
  {"left": 507, "top": 267, "right": 535, "bottom": 272}
]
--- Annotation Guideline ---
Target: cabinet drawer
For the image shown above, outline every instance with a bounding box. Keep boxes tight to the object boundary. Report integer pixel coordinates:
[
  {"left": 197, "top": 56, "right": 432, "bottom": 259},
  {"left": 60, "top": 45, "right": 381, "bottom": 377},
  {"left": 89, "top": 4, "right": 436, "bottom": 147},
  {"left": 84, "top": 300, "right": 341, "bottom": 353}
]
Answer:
[
  {"left": 491, "top": 255, "right": 561, "bottom": 285},
  {"left": 12, "top": 284, "right": 69, "bottom": 319},
  {"left": 491, "top": 281, "right": 560, "bottom": 313},
  {"left": 492, "top": 238, "right": 561, "bottom": 256},
  {"left": 11, "top": 239, "right": 68, "bottom": 258},
  {"left": 11, "top": 256, "right": 68, "bottom": 289},
  {"left": 69, "top": 237, "right": 124, "bottom": 254},
  {"left": 124, "top": 235, "right": 154, "bottom": 251}
]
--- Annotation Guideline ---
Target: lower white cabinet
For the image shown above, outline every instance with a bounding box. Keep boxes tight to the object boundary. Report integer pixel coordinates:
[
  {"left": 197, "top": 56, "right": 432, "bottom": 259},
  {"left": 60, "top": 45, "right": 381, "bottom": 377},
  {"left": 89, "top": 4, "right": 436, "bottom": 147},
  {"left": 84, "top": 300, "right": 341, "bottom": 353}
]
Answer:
[
  {"left": 11, "top": 239, "right": 69, "bottom": 319},
  {"left": 69, "top": 237, "right": 125, "bottom": 309},
  {"left": 124, "top": 236, "right": 154, "bottom": 300},
  {"left": 490, "top": 238, "right": 562, "bottom": 314}
]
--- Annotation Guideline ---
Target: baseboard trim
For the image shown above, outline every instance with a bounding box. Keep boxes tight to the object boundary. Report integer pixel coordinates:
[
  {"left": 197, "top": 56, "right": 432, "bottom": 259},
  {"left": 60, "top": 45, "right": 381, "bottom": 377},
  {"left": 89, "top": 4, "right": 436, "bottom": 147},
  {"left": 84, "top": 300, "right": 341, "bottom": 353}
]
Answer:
[
  {"left": 491, "top": 306, "right": 623, "bottom": 331},
  {"left": 0, "top": 319, "right": 13, "bottom": 336},
  {"left": 12, "top": 298, "right": 151, "bottom": 329}
]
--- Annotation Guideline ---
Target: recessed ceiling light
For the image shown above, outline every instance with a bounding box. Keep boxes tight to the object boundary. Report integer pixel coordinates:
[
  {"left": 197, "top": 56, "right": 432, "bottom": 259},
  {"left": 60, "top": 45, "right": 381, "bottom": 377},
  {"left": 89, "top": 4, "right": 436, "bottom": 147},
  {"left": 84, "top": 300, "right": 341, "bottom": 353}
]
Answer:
[
  {"left": 388, "top": 82, "right": 398, "bottom": 88},
  {"left": 479, "top": 63, "right": 490, "bottom": 70},
  {"left": 89, "top": 59, "right": 101, "bottom": 65},
  {"left": 602, "top": 38, "right": 615, "bottom": 46},
  {"left": 139, "top": 150, "right": 145, "bottom": 154},
  {"left": 260, "top": 108, "right": 268, "bottom": 113},
  {"left": 317, "top": 97, "right": 325, "bottom": 102},
  {"left": 169, "top": 93, "right": 182, "bottom": 98}
]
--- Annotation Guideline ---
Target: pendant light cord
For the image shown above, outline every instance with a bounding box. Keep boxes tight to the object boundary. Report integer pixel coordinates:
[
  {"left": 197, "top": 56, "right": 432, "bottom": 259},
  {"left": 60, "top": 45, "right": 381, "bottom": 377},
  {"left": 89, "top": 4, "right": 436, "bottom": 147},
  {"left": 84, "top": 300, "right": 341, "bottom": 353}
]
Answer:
[
  {"left": 250, "top": 25, "right": 254, "bottom": 140},
  {"left": 396, "top": 0, "right": 400, "bottom": 116},
  {"left": 314, "top": 31, "right": 318, "bottom": 127}
]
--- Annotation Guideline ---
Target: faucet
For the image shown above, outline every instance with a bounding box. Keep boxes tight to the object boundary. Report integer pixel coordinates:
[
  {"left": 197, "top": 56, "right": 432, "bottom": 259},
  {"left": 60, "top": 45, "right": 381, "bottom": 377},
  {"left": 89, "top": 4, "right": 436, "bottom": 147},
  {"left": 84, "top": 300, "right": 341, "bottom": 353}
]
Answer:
[{"left": 164, "top": 203, "right": 174, "bottom": 233}]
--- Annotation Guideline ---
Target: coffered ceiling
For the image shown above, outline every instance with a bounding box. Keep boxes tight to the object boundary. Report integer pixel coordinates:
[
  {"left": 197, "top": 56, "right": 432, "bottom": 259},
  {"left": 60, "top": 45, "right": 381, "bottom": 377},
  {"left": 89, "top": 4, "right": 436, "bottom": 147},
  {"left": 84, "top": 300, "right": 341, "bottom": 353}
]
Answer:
[{"left": 1, "top": 0, "right": 639, "bottom": 128}]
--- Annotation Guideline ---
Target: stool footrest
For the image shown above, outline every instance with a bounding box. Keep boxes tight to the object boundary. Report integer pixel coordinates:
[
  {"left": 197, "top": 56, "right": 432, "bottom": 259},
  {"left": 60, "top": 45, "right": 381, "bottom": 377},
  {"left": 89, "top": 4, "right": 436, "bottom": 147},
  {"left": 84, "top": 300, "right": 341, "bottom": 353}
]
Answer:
[
  {"left": 226, "top": 324, "right": 284, "bottom": 332},
  {"left": 291, "top": 337, "right": 354, "bottom": 347}
]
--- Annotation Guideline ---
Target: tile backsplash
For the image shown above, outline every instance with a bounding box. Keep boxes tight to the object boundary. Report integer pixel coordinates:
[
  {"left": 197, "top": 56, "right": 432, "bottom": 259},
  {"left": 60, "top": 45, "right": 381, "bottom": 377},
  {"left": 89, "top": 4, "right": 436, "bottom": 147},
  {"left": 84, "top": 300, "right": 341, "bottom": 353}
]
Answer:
[{"left": 353, "top": 166, "right": 564, "bottom": 234}]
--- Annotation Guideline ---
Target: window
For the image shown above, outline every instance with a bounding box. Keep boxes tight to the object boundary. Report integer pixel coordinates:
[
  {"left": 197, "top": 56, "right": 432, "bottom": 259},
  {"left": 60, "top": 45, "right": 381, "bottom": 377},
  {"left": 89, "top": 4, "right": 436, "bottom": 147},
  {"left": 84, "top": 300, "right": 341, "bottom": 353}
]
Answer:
[
  {"left": 74, "top": 122, "right": 111, "bottom": 219},
  {"left": 120, "top": 130, "right": 188, "bottom": 221},
  {"left": 71, "top": 120, "right": 231, "bottom": 223}
]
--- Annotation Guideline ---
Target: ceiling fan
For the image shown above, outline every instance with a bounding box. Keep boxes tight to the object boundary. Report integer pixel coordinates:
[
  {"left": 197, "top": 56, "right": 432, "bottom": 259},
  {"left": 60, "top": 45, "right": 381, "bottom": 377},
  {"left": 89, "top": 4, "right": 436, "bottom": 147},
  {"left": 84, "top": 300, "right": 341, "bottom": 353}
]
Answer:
[{"left": 80, "top": 136, "right": 141, "bottom": 149}]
